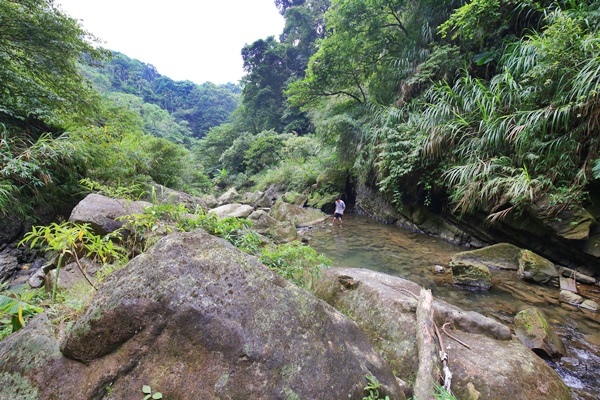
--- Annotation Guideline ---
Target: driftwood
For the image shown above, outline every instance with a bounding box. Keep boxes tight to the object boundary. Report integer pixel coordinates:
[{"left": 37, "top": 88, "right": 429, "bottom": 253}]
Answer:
[{"left": 414, "top": 288, "right": 441, "bottom": 400}]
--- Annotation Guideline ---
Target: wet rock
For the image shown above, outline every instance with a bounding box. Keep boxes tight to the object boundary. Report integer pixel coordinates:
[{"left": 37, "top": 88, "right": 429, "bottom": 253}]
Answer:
[
  {"left": 208, "top": 203, "right": 253, "bottom": 218},
  {"left": 450, "top": 260, "right": 492, "bottom": 290},
  {"left": 69, "top": 193, "right": 151, "bottom": 236},
  {"left": 270, "top": 201, "right": 327, "bottom": 227},
  {"left": 580, "top": 299, "right": 598, "bottom": 312},
  {"left": 514, "top": 308, "right": 566, "bottom": 358},
  {"left": 433, "top": 264, "right": 445, "bottom": 274},
  {"left": 313, "top": 268, "right": 570, "bottom": 400},
  {"left": 517, "top": 250, "right": 559, "bottom": 284},
  {"left": 559, "top": 290, "right": 583, "bottom": 305},
  {"left": 217, "top": 187, "right": 239, "bottom": 204},
  {"left": 451, "top": 243, "right": 522, "bottom": 270}
]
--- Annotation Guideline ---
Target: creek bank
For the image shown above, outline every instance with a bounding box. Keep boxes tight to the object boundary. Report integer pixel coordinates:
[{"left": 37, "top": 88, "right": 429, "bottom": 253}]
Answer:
[
  {"left": 313, "top": 267, "right": 572, "bottom": 400},
  {"left": 353, "top": 183, "right": 600, "bottom": 278}
]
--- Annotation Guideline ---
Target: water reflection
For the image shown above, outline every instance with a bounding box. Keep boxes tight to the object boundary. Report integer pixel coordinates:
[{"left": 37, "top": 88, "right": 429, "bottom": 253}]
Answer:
[{"left": 307, "top": 214, "right": 600, "bottom": 400}]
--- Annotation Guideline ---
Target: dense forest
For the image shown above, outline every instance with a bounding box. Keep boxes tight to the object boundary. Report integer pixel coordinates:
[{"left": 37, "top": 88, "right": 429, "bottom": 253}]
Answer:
[{"left": 2, "top": 0, "right": 600, "bottom": 233}]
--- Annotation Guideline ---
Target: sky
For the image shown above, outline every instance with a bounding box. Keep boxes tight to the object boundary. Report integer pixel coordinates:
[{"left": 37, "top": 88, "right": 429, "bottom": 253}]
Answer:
[{"left": 57, "top": 0, "right": 285, "bottom": 85}]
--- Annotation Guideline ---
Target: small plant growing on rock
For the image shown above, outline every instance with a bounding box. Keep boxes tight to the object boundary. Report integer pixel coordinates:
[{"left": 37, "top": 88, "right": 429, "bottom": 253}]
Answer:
[
  {"left": 362, "top": 375, "right": 390, "bottom": 400},
  {"left": 19, "top": 222, "right": 126, "bottom": 300},
  {"left": 260, "top": 241, "right": 331, "bottom": 289},
  {"left": 142, "top": 385, "right": 163, "bottom": 399}
]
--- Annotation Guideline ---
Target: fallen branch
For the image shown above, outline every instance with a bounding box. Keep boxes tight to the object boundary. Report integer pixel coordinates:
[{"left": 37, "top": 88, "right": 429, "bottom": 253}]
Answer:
[
  {"left": 442, "top": 322, "right": 471, "bottom": 350},
  {"left": 414, "top": 288, "right": 440, "bottom": 400}
]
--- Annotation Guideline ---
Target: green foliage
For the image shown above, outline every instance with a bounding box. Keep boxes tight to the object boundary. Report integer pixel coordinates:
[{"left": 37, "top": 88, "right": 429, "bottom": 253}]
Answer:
[
  {"left": 362, "top": 375, "right": 390, "bottom": 400},
  {"left": 142, "top": 385, "right": 163, "bottom": 400},
  {"left": 79, "top": 178, "right": 147, "bottom": 201},
  {"left": 0, "top": 0, "right": 106, "bottom": 126},
  {"left": 260, "top": 242, "right": 331, "bottom": 289},
  {"left": 19, "top": 222, "right": 127, "bottom": 300},
  {"left": 0, "top": 129, "right": 85, "bottom": 218},
  {"left": 0, "top": 286, "right": 45, "bottom": 339},
  {"left": 82, "top": 52, "right": 240, "bottom": 138}
]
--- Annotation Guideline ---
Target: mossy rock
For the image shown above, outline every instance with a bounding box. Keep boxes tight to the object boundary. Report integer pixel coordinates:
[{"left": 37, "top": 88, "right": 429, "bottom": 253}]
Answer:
[
  {"left": 452, "top": 243, "right": 523, "bottom": 270},
  {"left": 450, "top": 260, "right": 492, "bottom": 290},
  {"left": 282, "top": 191, "right": 308, "bottom": 207},
  {"left": 514, "top": 308, "right": 565, "bottom": 358},
  {"left": 517, "top": 250, "right": 558, "bottom": 284}
]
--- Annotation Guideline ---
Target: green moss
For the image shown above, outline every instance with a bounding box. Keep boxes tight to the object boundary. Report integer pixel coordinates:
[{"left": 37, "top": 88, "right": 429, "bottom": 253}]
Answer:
[{"left": 0, "top": 372, "right": 39, "bottom": 400}]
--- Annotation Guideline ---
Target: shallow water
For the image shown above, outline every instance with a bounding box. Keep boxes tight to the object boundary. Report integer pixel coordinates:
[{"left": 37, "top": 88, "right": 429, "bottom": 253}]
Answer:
[{"left": 306, "top": 214, "right": 600, "bottom": 400}]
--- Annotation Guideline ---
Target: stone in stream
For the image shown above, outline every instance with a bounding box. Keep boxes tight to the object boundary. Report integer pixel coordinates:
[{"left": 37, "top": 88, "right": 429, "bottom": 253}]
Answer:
[
  {"left": 580, "top": 299, "right": 598, "bottom": 312},
  {"left": 513, "top": 308, "right": 566, "bottom": 359},
  {"left": 450, "top": 259, "right": 492, "bottom": 290},
  {"left": 559, "top": 290, "right": 584, "bottom": 305},
  {"left": 451, "top": 243, "right": 523, "bottom": 270},
  {"left": 517, "top": 250, "right": 559, "bottom": 285},
  {"left": 208, "top": 203, "right": 254, "bottom": 218}
]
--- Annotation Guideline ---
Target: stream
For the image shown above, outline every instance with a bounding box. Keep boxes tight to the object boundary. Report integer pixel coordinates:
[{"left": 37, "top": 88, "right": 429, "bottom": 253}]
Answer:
[{"left": 305, "top": 213, "right": 600, "bottom": 400}]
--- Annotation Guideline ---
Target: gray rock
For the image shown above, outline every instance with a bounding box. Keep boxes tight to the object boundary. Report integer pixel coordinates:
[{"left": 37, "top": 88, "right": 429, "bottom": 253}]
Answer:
[
  {"left": 514, "top": 308, "right": 566, "bottom": 358},
  {"left": 248, "top": 211, "right": 299, "bottom": 243},
  {"left": 209, "top": 203, "right": 253, "bottom": 218},
  {"left": 217, "top": 187, "right": 239, "bottom": 204},
  {"left": 313, "top": 268, "right": 570, "bottom": 400},
  {"left": 269, "top": 201, "right": 327, "bottom": 227},
  {"left": 151, "top": 184, "right": 207, "bottom": 212},
  {"left": 580, "top": 299, "right": 598, "bottom": 312},
  {"left": 240, "top": 190, "right": 263, "bottom": 206},
  {"left": 450, "top": 259, "right": 492, "bottom": 290},
  {"left": 69, "top": 193, "right": 151, "bottom": 236},
  {"left": 517, "top": 250, "right": 559, "bottom": 284},
  {"left": 0, "top": 231, "right": 404, "bottom": 399},
  {"left": 0, "top": 251, "right": 19, "bottom": 283},
  {"left": 452, "top": 243, "right": 523, "bottom": 270},
  {"left": 559, "top": 290, "right": 583, "bottom": 305},
  {"left": 0, "top": 215, "right": 23, "bottom": 245},
  {"left": 282, "top": 192, "right": 308, "bottom": 207}
]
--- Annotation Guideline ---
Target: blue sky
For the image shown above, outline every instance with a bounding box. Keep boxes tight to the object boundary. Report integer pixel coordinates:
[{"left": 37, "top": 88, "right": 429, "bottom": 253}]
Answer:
[{"left": 58, "top": 0, "right": 285, "bottom": 84}]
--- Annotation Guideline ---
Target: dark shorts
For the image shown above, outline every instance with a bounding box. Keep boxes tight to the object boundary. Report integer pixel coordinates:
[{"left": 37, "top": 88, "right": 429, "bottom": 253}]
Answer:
[{"left": 334, "top": 213, "right": 343, "bottom": 219}]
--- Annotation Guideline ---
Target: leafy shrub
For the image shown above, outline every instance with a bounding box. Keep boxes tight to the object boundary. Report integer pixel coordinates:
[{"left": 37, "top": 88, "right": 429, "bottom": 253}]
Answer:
[{"left": 260, "top": 242, "right": 331, "bottom": 289}]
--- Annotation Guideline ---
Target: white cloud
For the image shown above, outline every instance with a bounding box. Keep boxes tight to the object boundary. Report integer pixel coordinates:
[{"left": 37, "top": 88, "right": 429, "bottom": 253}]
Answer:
[{"left": 58, "top": 0, "right": 285, "bottom": 84}]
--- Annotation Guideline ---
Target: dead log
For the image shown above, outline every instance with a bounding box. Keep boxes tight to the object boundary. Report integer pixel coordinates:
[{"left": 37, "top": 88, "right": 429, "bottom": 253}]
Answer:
[{"left": 414, "top": 288, "right": 441, "bottom": 400}]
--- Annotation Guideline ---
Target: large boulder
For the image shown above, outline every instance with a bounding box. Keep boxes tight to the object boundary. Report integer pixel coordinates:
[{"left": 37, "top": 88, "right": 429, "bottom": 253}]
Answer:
[
  {"left": 514, "top": 308, "right": 566, "bottom": 359},
  {"left": 450, "top": 260, "right": 493, "bottom": 290},
  {"left": 151, "top": 184, "right": 207, "bottom": 212},
  {"left": 313, "top": 268, "right": 571, "bottom": 400},
  {"left": 532, "top": 199, "right": 595, "bottom": 240},
  {"left": 0, "top": 231, "right": 403, "bottom": 399},
  {"left": 248, "top": 210, "right": 299, "bottom": 243},
  {"left": 217, "top": 187, "right": 239, "bottom": 204},
  {"left": 0, "top": 215, "right": 23, "bottom": 245},
  {"left": 451, "top": 243, "right": 523, "bottom": 270},
  {"left": 517, "top": 250, "right": 559, "bottom": 284},
  {"left": 68, "top": 193, "right": 151, "bottom": 236},
  {"left": 208, "top": 203, "right": 253, "bottom": 218},
  {"left": 270, "top": 201, "right": 327, "bottom": 227}
]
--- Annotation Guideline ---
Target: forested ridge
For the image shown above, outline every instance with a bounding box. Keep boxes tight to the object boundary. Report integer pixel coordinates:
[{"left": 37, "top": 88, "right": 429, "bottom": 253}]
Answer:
[{"left": 2, "top": 0, "right": 600, "bottom": 245}]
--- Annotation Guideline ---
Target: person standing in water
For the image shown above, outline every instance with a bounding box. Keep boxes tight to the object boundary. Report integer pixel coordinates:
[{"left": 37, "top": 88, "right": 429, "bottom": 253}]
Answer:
[{"left": 333, "top": 196, "right": 346, "bottom": 225}]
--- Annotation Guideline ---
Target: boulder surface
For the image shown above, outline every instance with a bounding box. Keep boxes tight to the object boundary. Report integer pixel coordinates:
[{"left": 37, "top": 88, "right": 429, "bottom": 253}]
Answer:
[{"left": 0, "top": 231, "right": 403, "bottom": 400}]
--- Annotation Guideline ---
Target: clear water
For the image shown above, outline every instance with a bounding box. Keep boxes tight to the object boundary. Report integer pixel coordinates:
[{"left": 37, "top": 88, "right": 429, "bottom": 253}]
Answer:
[{"left": 306, "top": 214, "right": 600, "bottom": 400}]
